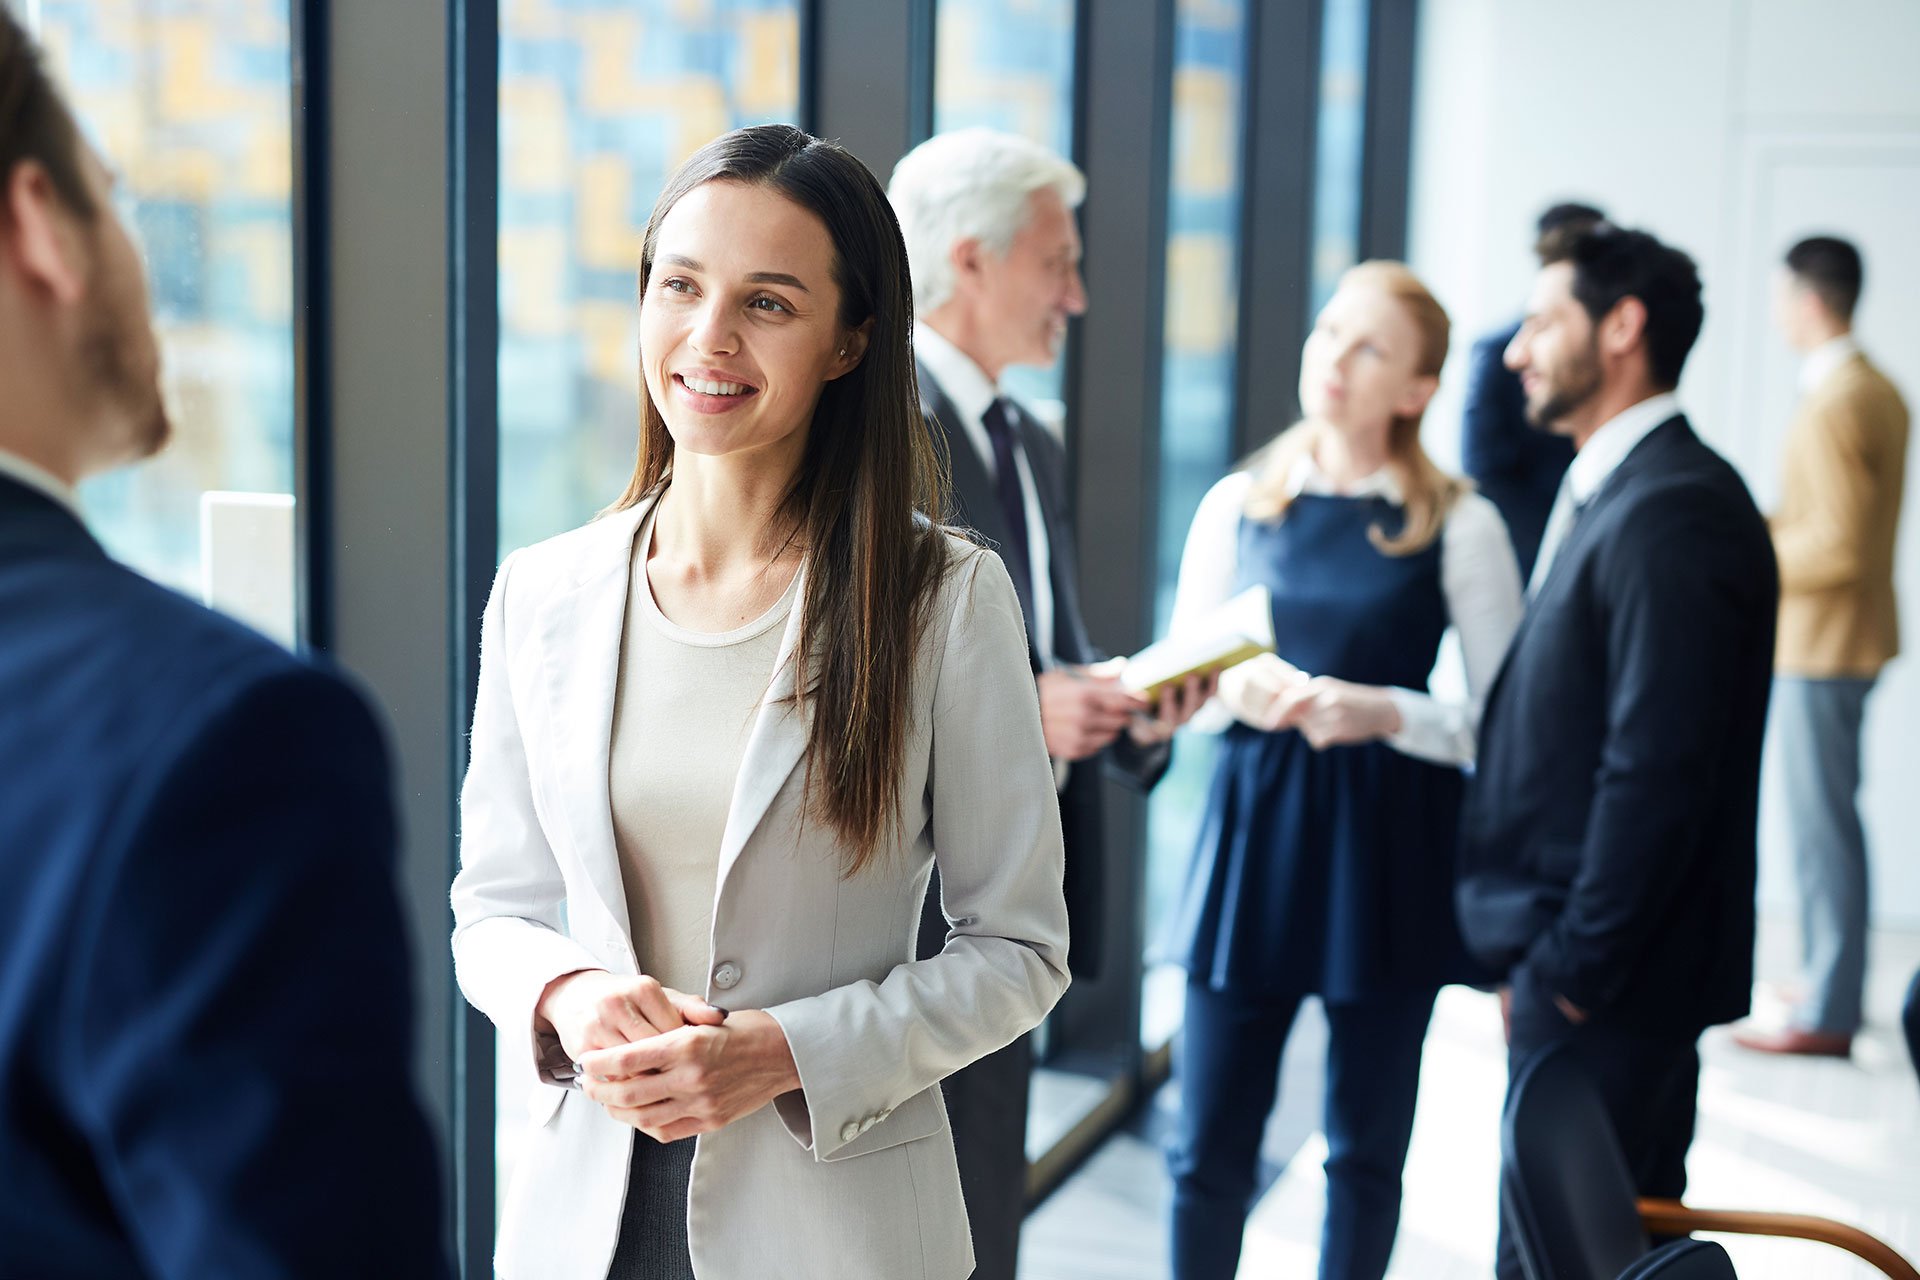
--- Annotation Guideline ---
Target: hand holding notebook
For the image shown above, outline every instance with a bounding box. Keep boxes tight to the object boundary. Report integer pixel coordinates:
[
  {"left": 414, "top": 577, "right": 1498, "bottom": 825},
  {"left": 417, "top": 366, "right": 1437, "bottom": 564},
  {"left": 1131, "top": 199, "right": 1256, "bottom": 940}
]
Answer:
[{"left": 1119, "top": 585, "right": 1278, "bottom": 699}]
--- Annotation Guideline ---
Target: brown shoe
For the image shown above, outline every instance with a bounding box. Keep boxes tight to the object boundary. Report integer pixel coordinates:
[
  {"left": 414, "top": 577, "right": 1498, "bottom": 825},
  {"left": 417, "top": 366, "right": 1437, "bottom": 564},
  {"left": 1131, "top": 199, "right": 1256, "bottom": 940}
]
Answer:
[{"left": 1731, "top": 1025, "right": 1853, "bottom": 1058}]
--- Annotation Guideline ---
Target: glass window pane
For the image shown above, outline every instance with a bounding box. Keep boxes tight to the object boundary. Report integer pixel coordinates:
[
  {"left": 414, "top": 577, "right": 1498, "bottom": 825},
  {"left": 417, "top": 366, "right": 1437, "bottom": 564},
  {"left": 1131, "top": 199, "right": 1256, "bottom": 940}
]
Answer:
[
  {"left": 1145, "top": 0, "right": 1249, "bottom": 1047},
  {"left": 34, "top": 1, "right": 296, "bottom": 610},
  {"left": 493, "top": 0, "right": 802, "bottom": 1213},
  {"left": 931, "top": 0, "right": 1074, "bottom": 160},
  {"left": 497, "top": 0, "right": 802, "bottom": 558},
  {"left": 930, "top": 0, "right": 1075, "bottom": 411}
]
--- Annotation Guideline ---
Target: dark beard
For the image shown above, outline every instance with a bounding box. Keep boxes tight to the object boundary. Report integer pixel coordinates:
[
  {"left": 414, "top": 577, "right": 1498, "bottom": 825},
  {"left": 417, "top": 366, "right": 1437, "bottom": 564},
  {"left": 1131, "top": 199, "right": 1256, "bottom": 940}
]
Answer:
[
  {"left": 1527, "top": 339, "right": 1603, "bottom": 430},
  {"left": 79, "top": 294, "right": 172, "bottom": 460}
]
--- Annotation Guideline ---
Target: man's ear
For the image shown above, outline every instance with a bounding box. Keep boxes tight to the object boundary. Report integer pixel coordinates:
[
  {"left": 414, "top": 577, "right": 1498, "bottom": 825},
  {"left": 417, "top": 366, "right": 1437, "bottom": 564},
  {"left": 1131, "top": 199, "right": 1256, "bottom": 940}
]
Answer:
[
  {"left": 1, "top": 161, "right": 88, "bottom": 306},
  {"left": 947, "top": 236, "right": 985, "bottom": 288},
  {"left": 826, "top": 318, "right": 875, "bottom": 381},
  {"left": 1600, "top": 295, "right": 1648, "bottom": 361}
]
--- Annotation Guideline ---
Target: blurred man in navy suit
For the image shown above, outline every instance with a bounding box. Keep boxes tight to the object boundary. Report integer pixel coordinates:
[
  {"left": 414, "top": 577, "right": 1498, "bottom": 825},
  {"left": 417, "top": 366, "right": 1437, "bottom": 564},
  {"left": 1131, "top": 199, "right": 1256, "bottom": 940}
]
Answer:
[
  {"left": 1455, "top": 224, "right": 1777, "bottom": 1280},
  {"left": 1459, "top": 202, "right": 1603, "bottom": 579},
  {"left": 0, "top": 13, "right": 447, "bottom": 1276}
]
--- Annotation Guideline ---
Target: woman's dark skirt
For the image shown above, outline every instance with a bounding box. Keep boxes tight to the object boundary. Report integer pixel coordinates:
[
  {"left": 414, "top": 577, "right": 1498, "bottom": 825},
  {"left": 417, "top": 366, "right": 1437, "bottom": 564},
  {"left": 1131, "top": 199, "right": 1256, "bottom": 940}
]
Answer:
[{"left": 605, "top": 1131, "right": 696, "bottom": 1280}]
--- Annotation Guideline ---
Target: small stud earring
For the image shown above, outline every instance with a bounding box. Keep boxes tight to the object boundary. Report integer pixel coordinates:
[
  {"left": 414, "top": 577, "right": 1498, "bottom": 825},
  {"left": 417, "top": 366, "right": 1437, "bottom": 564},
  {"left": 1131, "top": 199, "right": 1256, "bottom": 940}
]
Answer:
[{"left": 839, "top": 348, "right": 847, "bottom": 357}]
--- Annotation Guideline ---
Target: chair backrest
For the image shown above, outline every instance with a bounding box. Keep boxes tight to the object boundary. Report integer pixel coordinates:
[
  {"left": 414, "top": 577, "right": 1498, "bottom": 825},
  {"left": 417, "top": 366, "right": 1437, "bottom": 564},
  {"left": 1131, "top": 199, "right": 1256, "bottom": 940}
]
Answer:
[
  {"left": 1616, "top": 1240, "right": 1737, "bottom": 1280},
  {"left": 1501, "top": 1040, "right": 1651, "bottom": 1280}
]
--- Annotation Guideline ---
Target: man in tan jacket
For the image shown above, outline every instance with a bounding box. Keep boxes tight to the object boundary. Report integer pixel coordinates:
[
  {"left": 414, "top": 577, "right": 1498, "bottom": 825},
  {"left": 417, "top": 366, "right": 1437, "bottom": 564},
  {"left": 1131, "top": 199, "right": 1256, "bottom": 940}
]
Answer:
[{"left": 1737, "top": 236, "right": 1908, "bottom": 1058}]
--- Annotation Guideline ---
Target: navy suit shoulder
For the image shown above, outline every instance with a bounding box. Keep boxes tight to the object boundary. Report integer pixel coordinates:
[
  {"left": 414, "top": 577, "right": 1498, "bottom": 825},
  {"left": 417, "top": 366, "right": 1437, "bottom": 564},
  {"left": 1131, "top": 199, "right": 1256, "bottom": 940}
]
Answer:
[{"left": 0, "top": 479, "right": 447, "bottom": 1278}]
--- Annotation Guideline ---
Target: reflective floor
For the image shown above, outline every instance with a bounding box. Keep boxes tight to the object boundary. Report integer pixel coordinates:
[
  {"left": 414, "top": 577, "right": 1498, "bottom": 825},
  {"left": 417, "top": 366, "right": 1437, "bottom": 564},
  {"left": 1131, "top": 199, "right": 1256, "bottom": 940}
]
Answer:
[{"left": 1024, "top": 920, "right": 1920, "bottom": 1279}]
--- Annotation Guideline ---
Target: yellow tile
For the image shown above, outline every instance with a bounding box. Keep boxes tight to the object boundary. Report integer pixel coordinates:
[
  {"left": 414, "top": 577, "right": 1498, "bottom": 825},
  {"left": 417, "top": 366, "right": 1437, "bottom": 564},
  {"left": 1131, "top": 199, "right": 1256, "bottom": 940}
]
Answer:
[
  {"left": 577, "top": 154, "right": 649, "bottom": 271},
  {"left": 1164, "top": 234, "right": 1234, "bottom": 355},
  {"left": 502, "top": 80, "right": 573, "bottom": 193},
  {"left": 501, "top": 227, "right": 575, "bottom": 337}
]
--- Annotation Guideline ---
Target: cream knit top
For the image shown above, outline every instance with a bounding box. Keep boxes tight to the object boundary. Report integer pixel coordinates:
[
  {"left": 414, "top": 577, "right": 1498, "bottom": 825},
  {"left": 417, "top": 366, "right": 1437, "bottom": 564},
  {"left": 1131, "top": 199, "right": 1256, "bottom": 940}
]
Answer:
[{"left": 608, "top": 507, "right": 798, "bottom": 997}]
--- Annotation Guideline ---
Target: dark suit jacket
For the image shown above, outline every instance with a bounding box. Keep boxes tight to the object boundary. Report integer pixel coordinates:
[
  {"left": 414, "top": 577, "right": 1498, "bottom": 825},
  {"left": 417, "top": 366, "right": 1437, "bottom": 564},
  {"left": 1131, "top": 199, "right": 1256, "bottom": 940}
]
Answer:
[
  {"left": 0, "top": 474, "right": 447, "bottom": 1278},
  {"left": 1461, "top": 320, "right": 1575, "bottom": 579},
  {"left": 916, "top": 363, "right": 1169, "bottom": 980},
  {"left": 1456, "top": 418, "right": 1778, "bottom": 1037}
]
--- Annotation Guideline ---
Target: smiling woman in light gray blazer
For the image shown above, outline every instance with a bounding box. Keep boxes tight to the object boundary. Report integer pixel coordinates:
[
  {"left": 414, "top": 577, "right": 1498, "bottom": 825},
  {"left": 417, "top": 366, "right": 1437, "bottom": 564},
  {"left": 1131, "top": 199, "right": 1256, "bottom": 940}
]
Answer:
[{"left": 451, "top": 125, "right": 1070, "bottom": 1280}]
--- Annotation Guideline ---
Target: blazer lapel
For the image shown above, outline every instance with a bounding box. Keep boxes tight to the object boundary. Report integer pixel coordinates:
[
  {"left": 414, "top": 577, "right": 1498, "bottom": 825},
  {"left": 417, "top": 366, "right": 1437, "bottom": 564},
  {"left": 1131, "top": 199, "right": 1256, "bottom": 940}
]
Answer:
[
  {"left": 920, "top": 363, "right": 1015, "bottom": 555},
  {"left": 715, "top": 563, "right": 813, "bottom": 894},
  {"left": 920, "top": 365, "right": 1051, "bottom": 661},
  {"left": 1482, "top": 416, "right": 1689, "bottom": 720},
  {"left": 534, "top": 498, "right": 651, "bottom": 937},
  {"left": 1009, "top": 406, "right": 1090, "bottom": 663}
]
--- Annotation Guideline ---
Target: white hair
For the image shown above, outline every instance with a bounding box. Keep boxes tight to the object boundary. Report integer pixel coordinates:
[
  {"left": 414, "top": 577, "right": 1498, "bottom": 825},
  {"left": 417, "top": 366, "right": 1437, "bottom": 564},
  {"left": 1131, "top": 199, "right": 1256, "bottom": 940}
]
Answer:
[{"left": 887, "top": 128, "right": 1086, "bottom": 315}]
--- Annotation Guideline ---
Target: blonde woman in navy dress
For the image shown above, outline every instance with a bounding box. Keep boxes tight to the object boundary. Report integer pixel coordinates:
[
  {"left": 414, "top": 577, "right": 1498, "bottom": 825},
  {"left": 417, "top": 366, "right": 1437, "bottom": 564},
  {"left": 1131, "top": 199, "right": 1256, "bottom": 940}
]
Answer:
[{"left": 1164, "top": 261, "right": 1524, "bottom": 1279}]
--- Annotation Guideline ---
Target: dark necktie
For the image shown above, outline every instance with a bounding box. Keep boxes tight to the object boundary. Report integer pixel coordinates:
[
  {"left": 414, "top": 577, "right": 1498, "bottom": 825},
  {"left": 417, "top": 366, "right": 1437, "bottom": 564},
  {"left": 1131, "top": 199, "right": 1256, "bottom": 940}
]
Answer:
[{"left": 981, "top": 396, "right": 1035, "bottom": 608}]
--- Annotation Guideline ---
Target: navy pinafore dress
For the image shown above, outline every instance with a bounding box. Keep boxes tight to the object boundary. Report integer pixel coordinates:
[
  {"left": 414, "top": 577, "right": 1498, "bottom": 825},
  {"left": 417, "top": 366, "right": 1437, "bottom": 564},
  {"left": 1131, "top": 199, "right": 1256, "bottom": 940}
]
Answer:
[{"left": 1170, "top": 492, "right": 1487, "bottom": 1001}]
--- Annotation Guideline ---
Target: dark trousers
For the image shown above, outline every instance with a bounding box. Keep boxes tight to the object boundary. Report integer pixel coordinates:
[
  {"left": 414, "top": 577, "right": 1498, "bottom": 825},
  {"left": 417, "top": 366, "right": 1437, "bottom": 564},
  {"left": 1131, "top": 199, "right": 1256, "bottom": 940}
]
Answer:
[
  {"left": 920, "top": 873, "right": 1031, "bottom": 1280},
  {"left": 1168, "top": 980, "right": 1436, "bottom": 1280},
  {"left": 1495, "top": 971, "right": 1701, "bottom": 1280},
  {"left": 606, "top": 1132, "right": 695, "bottom": 1280}
]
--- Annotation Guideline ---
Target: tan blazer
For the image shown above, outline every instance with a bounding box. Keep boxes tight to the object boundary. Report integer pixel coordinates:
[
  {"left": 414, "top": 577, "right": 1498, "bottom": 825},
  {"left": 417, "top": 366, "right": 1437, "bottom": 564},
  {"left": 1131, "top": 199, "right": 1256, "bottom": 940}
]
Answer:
[
  {"left": 450, "top": 495, "right": 1070, "bottom": 1279},
  {"left": 1772, "top": 353, "right": 1909, "bottom": 677}
]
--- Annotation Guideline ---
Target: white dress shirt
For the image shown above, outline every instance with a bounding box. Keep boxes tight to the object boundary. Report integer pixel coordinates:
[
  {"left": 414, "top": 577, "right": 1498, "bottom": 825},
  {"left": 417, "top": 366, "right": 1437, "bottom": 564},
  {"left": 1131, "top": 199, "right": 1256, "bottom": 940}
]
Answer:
[
  {"left": 1800, "top": 333, "right": 1861, "bottom": 394},
  {"left": 916, "top": 324, "right": 1057, "bottom": 667},
  {"left": 0, "top": 448, "right": 84, "bottom": 521},
  {"left": 1528, "top": 391, "right": 1681, "bottom": 595},
  {"left": 1170, "top": 459, "right": 1524, "bottom": 766}
]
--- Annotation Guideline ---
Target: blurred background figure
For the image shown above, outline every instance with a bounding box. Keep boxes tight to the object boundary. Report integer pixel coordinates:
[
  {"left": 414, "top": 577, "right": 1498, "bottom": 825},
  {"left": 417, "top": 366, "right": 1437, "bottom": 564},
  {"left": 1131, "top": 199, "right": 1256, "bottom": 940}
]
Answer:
[
  {"left": 1735, "top": 235, "right": 1909, "bottom": 1059},
  {"left": 0, "top": 11, "right": 447, "bottom": 1277},
  {"left": 1459, "top": 201, "right": 1604, "bottom": 579},
  {"left": 889, "top": 126, "right": 1212, "bottom": 1280},
  {"left": 1162, "top": 260, "right": 1521, "bottom": 1280},
  {"left": 1455, "top": 224, "right": 1778, "bottom": 1280}
]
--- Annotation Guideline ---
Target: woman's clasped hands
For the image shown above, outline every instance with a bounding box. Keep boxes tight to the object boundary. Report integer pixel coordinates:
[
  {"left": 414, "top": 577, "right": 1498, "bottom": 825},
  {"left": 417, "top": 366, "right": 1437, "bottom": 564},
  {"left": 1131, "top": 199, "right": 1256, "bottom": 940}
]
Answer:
[
  {"left": 535, "top": 969, "right": 802, "bottom": 1144},
  {"left": 1216, "top": 653, "right": 1404, "bottom": 749}
]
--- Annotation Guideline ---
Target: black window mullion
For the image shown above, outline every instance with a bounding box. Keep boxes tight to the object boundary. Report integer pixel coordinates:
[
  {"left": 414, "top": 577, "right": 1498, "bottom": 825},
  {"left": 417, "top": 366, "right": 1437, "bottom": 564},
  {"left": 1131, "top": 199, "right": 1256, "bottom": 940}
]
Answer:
[
  {"left": 447, "top": 2, "right": 499, "bottom": 1277},
  {"left": 1233, "top": 0, "right": 1324, "bottom": 461},
  {"left": 1358, "top": 0, "right": 1417, "bottom": 262}
]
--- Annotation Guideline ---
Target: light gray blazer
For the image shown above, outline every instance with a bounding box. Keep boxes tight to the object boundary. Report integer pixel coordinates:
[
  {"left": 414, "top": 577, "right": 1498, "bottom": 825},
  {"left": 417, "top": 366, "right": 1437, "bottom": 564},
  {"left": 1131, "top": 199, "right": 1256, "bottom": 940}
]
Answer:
[{"left": 450, "top": 495, "right": 1070, "bottom": 1279}]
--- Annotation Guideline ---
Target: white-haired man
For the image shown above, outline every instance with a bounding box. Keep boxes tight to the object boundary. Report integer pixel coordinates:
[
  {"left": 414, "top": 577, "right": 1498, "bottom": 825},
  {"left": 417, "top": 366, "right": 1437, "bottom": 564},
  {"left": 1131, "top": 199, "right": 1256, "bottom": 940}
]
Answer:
[{"left": 890, "top": 127, "right": 1211, "bottom": 1280}]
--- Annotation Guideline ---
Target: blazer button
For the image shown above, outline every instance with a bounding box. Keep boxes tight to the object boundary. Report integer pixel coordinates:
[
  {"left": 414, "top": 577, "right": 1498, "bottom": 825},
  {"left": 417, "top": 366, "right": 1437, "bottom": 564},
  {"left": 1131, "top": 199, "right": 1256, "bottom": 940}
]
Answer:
[
  {"left": 841, "top": 1121, "right": 861, "bottom": 1144},
  {"left": 712, "top": 962, "right": 742, "bottom": 990}
]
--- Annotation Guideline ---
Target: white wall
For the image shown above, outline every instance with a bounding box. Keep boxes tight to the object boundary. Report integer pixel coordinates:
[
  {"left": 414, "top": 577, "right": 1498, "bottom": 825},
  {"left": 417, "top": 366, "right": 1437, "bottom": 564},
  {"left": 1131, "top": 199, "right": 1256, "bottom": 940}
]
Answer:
[{"left": 1409, "top": 0, "right": 1920, "bottom": 927}]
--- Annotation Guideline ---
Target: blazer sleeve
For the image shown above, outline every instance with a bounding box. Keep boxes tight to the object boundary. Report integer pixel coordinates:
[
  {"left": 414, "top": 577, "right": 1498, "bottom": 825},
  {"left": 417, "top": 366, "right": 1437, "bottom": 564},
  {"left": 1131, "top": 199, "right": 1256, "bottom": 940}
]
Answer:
[
  {"left": 763, "top": 549, "right": 1072, "bottom": 1160},
  {"left": 59, "top": 664, "right": 449, "bottom": 1279},
  {"left": 1384, "top": 490, "right": 1524, "bottom": 765},
  {"left": 1167, "top": 470, "right": 1253, "bottom": 736},
  {"left": 450, "top": 551, "right": 606, "bottom": 1096},
  {"left": 1518, "top": 489, "right": 1772, "bottom": 1015}
]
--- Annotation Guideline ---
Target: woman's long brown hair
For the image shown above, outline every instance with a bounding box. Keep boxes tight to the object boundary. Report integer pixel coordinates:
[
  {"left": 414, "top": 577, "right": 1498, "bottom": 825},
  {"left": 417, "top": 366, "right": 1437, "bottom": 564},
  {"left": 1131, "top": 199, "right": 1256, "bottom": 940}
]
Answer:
[
  {"left": 609, "top": 125, "right": 953, "bottom": 877},
  {"left": 1243, "top": 260, "right": 1466, "bottom": 555}
]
